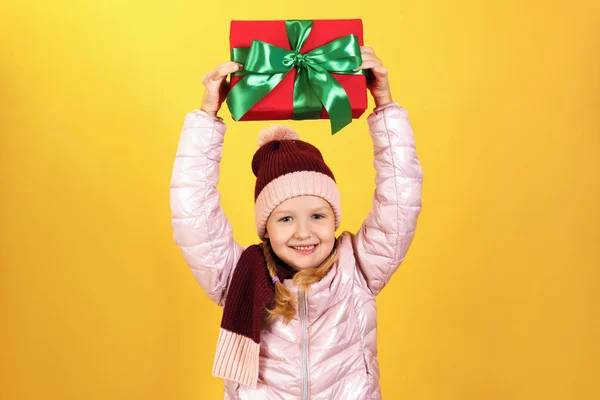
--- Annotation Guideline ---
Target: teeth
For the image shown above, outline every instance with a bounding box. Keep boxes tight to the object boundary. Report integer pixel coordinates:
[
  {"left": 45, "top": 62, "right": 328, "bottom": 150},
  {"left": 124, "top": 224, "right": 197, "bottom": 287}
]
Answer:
[{"left": 294, "top": 245, "right": 315, "bottom": 251}]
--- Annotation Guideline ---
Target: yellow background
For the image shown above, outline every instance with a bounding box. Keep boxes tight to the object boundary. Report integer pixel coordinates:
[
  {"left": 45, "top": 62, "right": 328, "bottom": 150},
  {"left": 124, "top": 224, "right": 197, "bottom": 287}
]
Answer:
[{"left": 1, "top": 0, "right": 599, "bottom": 398}]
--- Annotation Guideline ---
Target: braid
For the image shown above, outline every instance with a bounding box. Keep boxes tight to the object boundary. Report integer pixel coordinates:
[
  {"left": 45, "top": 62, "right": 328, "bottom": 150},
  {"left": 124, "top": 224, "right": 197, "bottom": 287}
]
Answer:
[
  {"left": 293, "top": 237, "right": 340, "bottom": 292},
  {"left": 263, "top": 240, "right": 296, "bottom": 325},
  {"left": 262, "top": 234, "right": 345, "bottom": 326}
]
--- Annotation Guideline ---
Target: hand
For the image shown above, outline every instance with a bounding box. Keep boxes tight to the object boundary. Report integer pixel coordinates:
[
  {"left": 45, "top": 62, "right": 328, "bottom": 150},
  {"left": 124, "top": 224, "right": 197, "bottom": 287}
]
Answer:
[
  {"left": 200, "top": 62, "right": 243, "bottom": 116},
  {"left": 355, "top": 47, "right": 393, "bottom": 108}
]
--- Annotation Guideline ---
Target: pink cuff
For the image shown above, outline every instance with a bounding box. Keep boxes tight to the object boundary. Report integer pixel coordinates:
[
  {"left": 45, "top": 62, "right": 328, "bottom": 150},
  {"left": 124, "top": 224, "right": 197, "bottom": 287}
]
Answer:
[
  {"left": 193, "top": 109, "right": 224, "bottom": 122},
  {"left": 373, "top": 101, "right": 399, "bottom": 114}
]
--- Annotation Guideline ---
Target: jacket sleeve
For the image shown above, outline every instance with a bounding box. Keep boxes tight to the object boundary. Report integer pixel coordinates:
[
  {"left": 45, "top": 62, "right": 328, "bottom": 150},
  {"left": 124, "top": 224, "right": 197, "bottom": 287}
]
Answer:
[
  {"left": 170, "top": 110, "right": 244, "bottom": 306},
  {"left": 352, "top": 103, "right": 423, "bottom": 296}
]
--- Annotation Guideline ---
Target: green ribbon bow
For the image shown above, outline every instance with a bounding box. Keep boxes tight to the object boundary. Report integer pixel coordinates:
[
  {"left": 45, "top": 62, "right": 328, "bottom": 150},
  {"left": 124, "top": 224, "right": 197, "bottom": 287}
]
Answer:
[{"left": 227, "top": 20, "right": 363, "bottom": 134}]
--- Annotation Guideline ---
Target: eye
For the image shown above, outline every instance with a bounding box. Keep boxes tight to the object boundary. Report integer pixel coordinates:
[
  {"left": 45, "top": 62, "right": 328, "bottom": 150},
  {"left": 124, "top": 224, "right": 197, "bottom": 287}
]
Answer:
[
  {"left": 312, "top": 214, "right": 325, "bottom": 220},
  {"left": 279, "top": 216, "right": 292, "bottom": 222}
]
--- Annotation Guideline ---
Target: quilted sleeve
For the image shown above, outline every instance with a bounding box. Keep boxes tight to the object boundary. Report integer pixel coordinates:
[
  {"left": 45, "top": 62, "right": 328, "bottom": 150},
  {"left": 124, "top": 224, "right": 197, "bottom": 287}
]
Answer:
[
  {"left": 170, "top": 110, "right": 244, "bottom": 306},
  {"left": 352, "top": 103, "right": 424, "bottom": 296}
]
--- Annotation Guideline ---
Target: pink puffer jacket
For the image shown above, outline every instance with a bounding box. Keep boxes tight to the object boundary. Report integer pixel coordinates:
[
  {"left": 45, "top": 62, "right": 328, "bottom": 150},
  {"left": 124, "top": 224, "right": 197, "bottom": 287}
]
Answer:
[{"left": 170, "top": 103, "right": 423, "bottom": 399}]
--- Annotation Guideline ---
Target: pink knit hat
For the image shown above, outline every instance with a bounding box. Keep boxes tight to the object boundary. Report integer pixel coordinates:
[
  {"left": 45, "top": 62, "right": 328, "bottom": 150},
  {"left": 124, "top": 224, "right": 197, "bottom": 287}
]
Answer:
[{"left": 252, "top": 125, "right": 341, "bottom": 239}]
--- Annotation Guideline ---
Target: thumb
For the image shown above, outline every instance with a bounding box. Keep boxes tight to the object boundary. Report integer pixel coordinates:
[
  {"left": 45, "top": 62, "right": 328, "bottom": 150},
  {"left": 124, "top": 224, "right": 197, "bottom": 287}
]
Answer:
[
  {"left": 202, "top": 71, "right": 224, "bottom": 89},
  {"left": 209, "top": 71, "right": 224, "bottom": 82},
  {"left": 372, "top": 66, "right": 388, "bottom": 80}
]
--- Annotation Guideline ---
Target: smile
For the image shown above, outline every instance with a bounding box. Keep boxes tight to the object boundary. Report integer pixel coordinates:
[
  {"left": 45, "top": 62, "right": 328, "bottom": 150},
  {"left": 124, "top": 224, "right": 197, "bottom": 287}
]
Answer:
[
  {"left": 290, "top": 244, "right": 319, "bottom": 254},
  {"left": 293, "top": 245, "right": 316, "bottom": 250}
]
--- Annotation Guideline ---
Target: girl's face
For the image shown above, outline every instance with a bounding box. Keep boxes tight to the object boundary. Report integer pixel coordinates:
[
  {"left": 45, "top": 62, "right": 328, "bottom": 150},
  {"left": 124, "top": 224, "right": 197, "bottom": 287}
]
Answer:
[{"left": 265, "top": 196, "right": 336, "bottom": 271}]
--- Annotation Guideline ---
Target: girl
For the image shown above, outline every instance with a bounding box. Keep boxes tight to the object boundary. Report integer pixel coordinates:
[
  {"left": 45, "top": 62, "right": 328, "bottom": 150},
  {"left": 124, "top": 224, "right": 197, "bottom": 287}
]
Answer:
[{"left": 170, "top": 47, "right": 423, "bottom": 399}]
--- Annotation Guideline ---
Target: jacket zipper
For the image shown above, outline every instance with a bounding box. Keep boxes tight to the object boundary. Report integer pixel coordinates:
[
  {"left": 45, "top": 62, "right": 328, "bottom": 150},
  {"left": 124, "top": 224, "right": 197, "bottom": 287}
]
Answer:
[{"left": 299, "top": 289, "right": 309, "bottom": 400}]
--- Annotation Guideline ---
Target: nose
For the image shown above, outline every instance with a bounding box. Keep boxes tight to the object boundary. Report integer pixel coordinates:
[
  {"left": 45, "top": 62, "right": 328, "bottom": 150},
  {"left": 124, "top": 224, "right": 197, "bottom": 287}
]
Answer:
[{"left": 293, "top": 220, "right": 312, "bottom": 240}]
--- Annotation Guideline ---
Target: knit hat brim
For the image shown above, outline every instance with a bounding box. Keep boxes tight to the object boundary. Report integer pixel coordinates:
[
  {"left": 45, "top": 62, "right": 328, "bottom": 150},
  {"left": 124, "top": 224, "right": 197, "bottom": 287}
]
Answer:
[{"left": 254, "top": 170, "right": 341, "bottom": 239}]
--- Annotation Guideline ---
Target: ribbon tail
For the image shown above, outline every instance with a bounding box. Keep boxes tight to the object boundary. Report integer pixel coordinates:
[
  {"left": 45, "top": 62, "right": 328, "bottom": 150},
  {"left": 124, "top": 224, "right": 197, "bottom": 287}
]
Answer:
[
  {"left": 231, "top": 47, "right": 249, "bottom": 65},
  {"left": 292, "top": 68, "right": 323, "bottom": 120},
  {"left": 306, "top": 66, "right": 353, "bottom": 134}
]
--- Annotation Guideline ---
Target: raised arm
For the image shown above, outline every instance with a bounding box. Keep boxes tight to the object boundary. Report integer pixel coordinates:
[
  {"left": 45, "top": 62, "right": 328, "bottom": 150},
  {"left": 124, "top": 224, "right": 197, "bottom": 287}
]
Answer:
[
  {"left": 170, "top": 62, "right": 245, "bottom": 306},
  {"left": 353, "top": 103, "right": 423, "bottom": 295},
  {"left": 351, "top": 47, "right": 423, "bottom": 295}
]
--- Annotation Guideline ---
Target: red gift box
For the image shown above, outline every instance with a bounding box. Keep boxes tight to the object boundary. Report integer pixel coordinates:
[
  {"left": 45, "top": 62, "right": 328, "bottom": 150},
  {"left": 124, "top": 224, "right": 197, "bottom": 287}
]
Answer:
[{"left": 228, "top": 19, "right": 368, "bottom": 122}]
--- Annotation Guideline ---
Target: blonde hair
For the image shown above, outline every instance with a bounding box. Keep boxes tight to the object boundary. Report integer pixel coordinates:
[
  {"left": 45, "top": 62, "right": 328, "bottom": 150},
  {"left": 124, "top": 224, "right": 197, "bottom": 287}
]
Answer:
[{"left": 262, "top": 234, "right": 347, "bottom": 326}]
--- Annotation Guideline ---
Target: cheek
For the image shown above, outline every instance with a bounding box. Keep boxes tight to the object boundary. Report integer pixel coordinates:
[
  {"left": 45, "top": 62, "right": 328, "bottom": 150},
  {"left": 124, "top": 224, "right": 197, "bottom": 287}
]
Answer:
[
  {"left": 317, "top": 224, "right": 336, "bottom": 246},
  {"left": 319, "top": 220, "right": 336, "bottom": 235},
  {"left": 266, "top": 226, "right": 292, "bottom": 246}
]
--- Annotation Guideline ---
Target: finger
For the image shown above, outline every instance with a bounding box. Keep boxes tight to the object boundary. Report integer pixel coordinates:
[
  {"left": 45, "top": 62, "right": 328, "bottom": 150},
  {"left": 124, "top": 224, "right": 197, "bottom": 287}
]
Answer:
[
  {"left": 202, "top": 71, "right": 216, "bottom": 86},
  {"left": 203, "top": 72, "right": 225, "bottom": 87},
  {"left": 209, "top": 72, "right": 225, "bottom": 82},
  {"left": 354, "top": 60, "right": 383, "bottom": 71},
  {"left": 372, "top": 66, "right": 388, "bottom": 76},
  {"left": 203, "top": 62, "right": 243, "bottom": 84},
  {"left": 360, "top": 46, "right": 375, "bottom": 55},
  {"left": 213, "top": 61, "right": 244, "bottom": 72},
  {"left": 359, "top": 54, "right": 381, "bottom": 64},
  {"left": 212, "top": 63, "right": 243, "bottom": 81}
]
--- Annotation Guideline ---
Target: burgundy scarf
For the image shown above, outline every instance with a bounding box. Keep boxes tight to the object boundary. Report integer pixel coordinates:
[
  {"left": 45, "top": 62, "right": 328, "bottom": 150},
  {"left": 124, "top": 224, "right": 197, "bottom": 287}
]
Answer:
[{"left": 212, "top": 244, "right": 295, "bottom": 388}]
